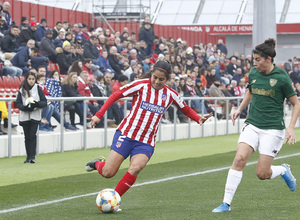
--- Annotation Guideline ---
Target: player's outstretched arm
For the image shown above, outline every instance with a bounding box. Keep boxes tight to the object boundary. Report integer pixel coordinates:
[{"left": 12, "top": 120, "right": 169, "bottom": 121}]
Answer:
[{"left": 199, "top": 112, "right": 213, "bottom": 125}]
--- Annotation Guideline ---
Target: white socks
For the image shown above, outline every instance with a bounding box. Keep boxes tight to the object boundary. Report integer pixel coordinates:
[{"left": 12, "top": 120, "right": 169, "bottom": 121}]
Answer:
[
  {"left": 223, "top": 168, "right": 243, "bottom": 205},
  {"left": 270, "top": 165, "right": 286, "bottom": 179}
]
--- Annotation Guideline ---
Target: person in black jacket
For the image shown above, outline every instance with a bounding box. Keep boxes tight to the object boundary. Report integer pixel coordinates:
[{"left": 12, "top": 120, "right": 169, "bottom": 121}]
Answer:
[
  {"left": 108, "top": 46, "right": 123, "bottom": 79},
  {"left": 57, "top": 41, "right": 74, "bottom": 75},
  {"left": 16, "top": 72, "right": 47, "bottom": 163},
  {"left": 1, "top": 24, "right": 19, "bottom": 53},
  {"left": 11, "top": 47, "right": 38, "bottom": 75},
  {"left": 19, "top": 22, "right": 36, "bottom": 46},
  {"left": 83, "top": 35, "right": 99, "bottom": 61},
  {"left": 138, "top": 22, "right": 154, "bottom": 56},
  {"left": 61, "top": 72, "right": 86, "bottom": 127}
]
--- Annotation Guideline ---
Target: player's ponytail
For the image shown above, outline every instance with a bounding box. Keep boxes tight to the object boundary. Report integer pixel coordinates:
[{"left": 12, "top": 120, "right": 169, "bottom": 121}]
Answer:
[{"left": 252, "top": 38, "right": 276, "bottom": 62}]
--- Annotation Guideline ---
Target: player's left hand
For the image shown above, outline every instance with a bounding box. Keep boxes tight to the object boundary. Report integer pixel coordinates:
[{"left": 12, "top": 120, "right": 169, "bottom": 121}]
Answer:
[
  {"left": 286, "top": 127, "right": 296, "bottom": 145},
  {"left": 199, "top": 112, "right": 213, "bottom": 125}
]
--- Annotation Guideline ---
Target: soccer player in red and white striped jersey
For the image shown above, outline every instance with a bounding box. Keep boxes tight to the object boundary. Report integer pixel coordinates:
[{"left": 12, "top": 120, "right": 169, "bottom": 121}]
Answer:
[{"left": 86, "top": 61, "right": 212, "bottom": 198}]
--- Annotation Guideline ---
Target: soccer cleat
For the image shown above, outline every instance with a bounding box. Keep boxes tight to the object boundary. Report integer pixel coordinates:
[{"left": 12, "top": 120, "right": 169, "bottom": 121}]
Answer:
[
  {"left": 116, "top": 208, "right": 122, "bottom": 212},
  {"left": 85, "top": 156, "right": 106, "bottom": 172},
  {"left": 281, "top": 163, "right": 296, "bottom": 191},
  {"left": 212, "top": 202, "right": 231, "bottom": 213}
]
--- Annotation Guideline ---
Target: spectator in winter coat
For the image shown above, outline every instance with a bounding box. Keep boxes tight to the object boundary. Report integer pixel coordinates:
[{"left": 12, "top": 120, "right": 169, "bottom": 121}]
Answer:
[
  {"left": 19, "top": 21, "right": 37, "bottom": 46},
  {"left": 40, "top": 29, "right": 57, "bottom": 63},
  {"left": 83, "top": 35, "right": 99, "bottom": 61},
  {"left": 108, "top": 46, "right": 124, "bottom": 78},
  {"left": 35, "top": 18, "right": 47, "bottom": 42},
  {"left": 11, "top": 47, "right": 38, "bottom": 75},
  {"left": 138, "top": 22, "right": 154, "bottom": 56},
  {"left": 97, "top": 50, "right": 114, "bottom": 74},
  {"left": 1, "top": 25, "right": 19, "bottom": 53},
  {"left": 53, "top": 30, "right": 65, "bottom": 48},
  {"left": 57, "top": 41, "right": 74, "bottom": 75}
]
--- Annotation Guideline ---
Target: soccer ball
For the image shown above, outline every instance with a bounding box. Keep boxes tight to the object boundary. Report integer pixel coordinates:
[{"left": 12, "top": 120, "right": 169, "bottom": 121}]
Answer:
[{"left": 96, "top": 188, "right": 121, "bottom": 213}]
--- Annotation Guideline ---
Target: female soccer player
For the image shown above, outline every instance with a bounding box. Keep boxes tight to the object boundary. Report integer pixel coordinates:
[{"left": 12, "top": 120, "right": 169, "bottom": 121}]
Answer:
[
  {"left": 86, "top": 61, "right": 212, "bottom": 198},
  {"left": 212, "top": 38, "right": 300, "bottom": 213}
]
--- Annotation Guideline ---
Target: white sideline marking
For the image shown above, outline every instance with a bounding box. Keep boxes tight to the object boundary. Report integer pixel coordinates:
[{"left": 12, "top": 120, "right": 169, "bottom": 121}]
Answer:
[{"left": 1, "top": 152, "right": 300, "bottom": 214}]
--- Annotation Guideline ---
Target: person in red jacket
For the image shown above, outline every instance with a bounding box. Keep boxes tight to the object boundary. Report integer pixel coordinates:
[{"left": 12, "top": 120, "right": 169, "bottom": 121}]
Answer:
[{"left": 82, "top": 58, "right": 93, "bottom": 76}]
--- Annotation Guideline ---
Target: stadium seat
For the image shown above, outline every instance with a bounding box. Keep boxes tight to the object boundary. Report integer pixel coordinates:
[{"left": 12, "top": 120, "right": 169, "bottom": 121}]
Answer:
[{"left": 0, "top": 77, "right": 5, "bottom": 96}]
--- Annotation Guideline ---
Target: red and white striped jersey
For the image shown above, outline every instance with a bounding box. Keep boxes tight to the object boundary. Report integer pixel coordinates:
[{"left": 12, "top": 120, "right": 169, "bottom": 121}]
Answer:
[{"left": 95, "top": 78, "right": 201, "bottom": 146}]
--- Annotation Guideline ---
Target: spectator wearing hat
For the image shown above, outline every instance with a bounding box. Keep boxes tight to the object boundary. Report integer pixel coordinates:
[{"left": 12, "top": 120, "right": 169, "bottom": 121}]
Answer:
[
  {"left": 1, "top": 25, "right": 19, "bottom": 54},
  {"left": 80, "top": 23, "right": 90, "bottom": 40},
  {"left": 0, "top": 16, "right": 8, "bottom": 37},
  {"left": 106, "top": 36, "right": 116, "bottom": 51},
  {"left": 54, "top": 30, "right": 65, "bottom": 48},
  {"left": 11, "top": 47, "right": 38, "bottom": 75},
  {"left": 19, "top": 21, "right": 37, "bottom": 46},
  {"left": 124, "top": 59, "right": 138, "bottom": 80},
  {"left": 138, "top": 21, "right": 154, "bottom": 56},
  {"left": 149, "top": 53, "right": 158, "bottom": 64},
  {"left": 57, "top": 41, "right": 74, "bottom": 75},
  {"left": 36, "top": 18, "right": 47, "bottom": 42},
  {"left": 120, "top": 31, "right": 129, "bottom": 43},
  {"left": 74, "top": 35, "right": 83, "bottom": 46},
  {"left": 97, "top": 50, "right": 115, "bottom": 74},
  {"left": 83, "top": 35, "right": 99, "bottom": 61},
  {"left": 52, "top": 21, "right": 62, "bottom": 39},
  {"left": 19, "top": 16, "right": 29, "bottom": 29},
  {"left": 40, "top": 29, "right": 57, "bottom": 63}
]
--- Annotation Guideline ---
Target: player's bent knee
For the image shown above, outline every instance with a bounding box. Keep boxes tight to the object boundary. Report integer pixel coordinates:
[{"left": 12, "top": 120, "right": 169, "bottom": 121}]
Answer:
[
  {"left": 101, "top": 169, "right": 117, "bottom": 178},
  {"left": 232, "top": 154, "right": 247, "bottom": 169}
]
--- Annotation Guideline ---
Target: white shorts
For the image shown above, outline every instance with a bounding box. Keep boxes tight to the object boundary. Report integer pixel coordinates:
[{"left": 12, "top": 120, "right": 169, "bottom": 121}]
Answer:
[{"left": 238, "top": 123, "right": 285, "bottom": 157}]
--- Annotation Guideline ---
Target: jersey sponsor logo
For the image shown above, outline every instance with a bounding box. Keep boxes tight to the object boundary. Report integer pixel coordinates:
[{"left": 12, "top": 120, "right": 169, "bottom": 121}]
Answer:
[
  {"left": 269, "top": 79, "right": 277, "bottom": 87},
  {"left": 252, "top": 88, "right": 275, "bottom": 97},
  {"left": 162, "top": 94, "right": 167, "bottom": 101},
  {"left": 140, "top": 101, "right": 166, "bottom": 114}
]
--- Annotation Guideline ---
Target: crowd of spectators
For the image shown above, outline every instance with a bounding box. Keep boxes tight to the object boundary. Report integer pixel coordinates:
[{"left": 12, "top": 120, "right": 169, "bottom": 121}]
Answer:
[{"left": 0, "top": 6, "right": 298, "bottom": 132}]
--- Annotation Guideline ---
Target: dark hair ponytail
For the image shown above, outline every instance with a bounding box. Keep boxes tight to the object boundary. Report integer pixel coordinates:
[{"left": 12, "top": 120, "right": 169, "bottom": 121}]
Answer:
[{"left": 252, "top": 38, "right": 276, "bottom": 62}]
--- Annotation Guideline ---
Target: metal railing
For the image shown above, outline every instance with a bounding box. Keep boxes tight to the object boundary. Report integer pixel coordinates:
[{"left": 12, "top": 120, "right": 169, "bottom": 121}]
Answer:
[{"left": 1, "top": 96, "right": 297, "bottom": 158}]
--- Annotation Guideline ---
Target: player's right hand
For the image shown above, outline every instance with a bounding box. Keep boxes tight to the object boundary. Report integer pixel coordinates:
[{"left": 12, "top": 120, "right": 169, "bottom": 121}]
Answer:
[
  {"left": 91, "top": 116, "right": 101, "bottom": 128},
  {"left": 232, "top": 109, "right": 241, "bottom": 126}
]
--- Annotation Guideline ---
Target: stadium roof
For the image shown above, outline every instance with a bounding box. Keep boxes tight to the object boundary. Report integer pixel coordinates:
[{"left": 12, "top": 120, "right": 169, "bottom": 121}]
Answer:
[{"left": 21, "top": 0, "right": 300, "bottom": 25}]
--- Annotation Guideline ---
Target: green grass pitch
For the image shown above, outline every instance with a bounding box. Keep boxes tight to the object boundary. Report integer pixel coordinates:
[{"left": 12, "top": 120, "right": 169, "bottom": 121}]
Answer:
[{"left": 1, "top": 130, "right": 300, "bottom": 219}]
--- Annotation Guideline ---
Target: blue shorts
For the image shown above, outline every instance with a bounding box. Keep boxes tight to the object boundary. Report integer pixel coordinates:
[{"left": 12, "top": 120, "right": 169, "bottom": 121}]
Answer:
[{"left": 110, "top": 130, "right": 155, "bottom": 160}]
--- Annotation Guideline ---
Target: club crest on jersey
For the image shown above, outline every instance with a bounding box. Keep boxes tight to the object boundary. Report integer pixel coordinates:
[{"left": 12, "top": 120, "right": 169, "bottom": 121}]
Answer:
[
  {"left": 252, "top": 79, "right": 256, "bottom": 84},
  {"left": 140, "top": 101, "right": 166, "bottom": 114},
  {"left": 162, "top": 94, "right": 167, "bottom": 101},
  {"left": 270, "top": 79, "right": 277, "bottom": 87}
]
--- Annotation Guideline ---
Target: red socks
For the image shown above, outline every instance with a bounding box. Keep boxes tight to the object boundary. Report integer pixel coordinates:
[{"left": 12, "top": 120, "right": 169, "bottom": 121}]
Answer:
[
  {"left": 115, "top": 172, "right": 137, "bottom": 196},
  {"left": 95, "top": 162, "right": 137, "bottom": 197},
  {"left": 95, "top": 161, "right": 105, "bottom": 175}
]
